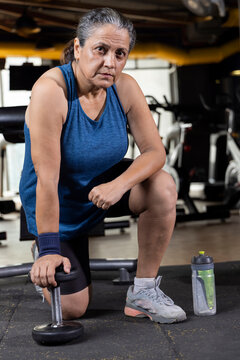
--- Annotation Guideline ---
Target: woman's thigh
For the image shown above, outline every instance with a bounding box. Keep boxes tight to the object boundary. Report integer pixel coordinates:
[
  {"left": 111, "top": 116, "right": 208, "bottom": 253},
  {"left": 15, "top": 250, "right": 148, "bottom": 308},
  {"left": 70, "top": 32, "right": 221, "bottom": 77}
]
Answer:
[
  {"left": 105, "top": 158, "right": 135, "bottom": 217},
  {"left": 59, "top": 237, "right": 91, "bottom": 295}
]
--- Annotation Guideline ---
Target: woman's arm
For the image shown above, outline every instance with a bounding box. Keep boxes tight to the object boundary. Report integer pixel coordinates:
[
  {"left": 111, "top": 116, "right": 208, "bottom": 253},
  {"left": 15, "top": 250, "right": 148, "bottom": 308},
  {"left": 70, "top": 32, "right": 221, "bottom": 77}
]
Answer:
[
  {"left": 88, "top": 73, "right": 166, "bottom": 209},
  {"left": 114, "top": 73, "right": 166, "bottom": 193},
  {"left": 29, "top": 77, "right": 63, "bottom": 233},
  {"left": 28, "top": 73, "right": 71, "bottom": 287}
]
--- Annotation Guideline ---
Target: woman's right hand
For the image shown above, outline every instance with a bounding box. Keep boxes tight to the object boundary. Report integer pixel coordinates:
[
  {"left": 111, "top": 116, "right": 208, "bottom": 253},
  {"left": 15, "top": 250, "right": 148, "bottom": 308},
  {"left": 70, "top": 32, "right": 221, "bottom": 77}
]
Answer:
[{"left": 30, "top": 254, "right": 71, "bottom": 288}]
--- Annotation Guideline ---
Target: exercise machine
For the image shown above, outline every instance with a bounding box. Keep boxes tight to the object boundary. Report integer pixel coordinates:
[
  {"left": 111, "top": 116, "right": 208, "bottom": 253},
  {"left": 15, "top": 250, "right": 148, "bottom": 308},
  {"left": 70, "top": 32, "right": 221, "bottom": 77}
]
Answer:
[
  {"left": 146, "top": 95, "right": 230, "bottom": 222},
  {"left": 200, "top": 96, "right": 240, "bottom": 209}
]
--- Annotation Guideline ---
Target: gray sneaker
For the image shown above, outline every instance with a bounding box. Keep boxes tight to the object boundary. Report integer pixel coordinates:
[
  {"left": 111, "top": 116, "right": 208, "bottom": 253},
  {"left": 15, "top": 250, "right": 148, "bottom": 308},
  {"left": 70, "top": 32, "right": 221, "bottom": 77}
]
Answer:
[
  {"left": 31, "top": 241, "right": 44, "bottom": 302},
  {"left": 124, "top": 276, "right": 186, "bottom": 324}
]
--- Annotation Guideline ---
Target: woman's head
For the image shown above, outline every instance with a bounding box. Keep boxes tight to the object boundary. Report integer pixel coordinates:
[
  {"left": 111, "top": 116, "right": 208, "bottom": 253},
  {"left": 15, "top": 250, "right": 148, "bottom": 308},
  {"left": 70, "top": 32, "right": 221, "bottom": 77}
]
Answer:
[
  {"left": 61, "top": 8, "right": 136, "bottom": 64},
  {"left": 76, "top": 8, "right": 136, "bottom": 52}
]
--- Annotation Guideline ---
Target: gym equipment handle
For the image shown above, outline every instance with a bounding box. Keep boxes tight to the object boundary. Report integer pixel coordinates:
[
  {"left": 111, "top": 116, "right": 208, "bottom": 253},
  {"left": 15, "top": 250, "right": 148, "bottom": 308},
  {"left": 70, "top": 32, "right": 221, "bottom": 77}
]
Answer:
[
  {"left": 55, "top": 269, "right": 79, "bottom": 284},
  {"left": 28, "top": 268, "right": 79, "bottom": 286}
]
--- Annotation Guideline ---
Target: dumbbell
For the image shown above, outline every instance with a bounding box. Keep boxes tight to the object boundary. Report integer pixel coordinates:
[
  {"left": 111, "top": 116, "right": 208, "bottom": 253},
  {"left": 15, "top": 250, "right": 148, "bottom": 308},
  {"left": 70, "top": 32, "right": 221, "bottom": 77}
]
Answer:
[{"left": 31, "top": 268, "right": 84, "bottom": 345}]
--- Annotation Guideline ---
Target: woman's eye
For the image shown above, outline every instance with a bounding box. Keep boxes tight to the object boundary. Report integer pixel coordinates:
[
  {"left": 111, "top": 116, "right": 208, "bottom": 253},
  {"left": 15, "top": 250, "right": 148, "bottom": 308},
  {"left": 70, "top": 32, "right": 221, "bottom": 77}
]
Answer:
[
  {"left": 96, "top": 47, "right": 105, "bottom": 53},
  {"left": 116, "top": 51, "right": 126, "bottom": 58}
]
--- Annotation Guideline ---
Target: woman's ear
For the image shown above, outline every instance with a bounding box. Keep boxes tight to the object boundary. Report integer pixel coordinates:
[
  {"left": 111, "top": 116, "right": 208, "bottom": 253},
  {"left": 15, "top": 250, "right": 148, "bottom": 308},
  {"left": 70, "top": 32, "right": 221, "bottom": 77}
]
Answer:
[{"left": 74, "top": 37, "right": 81, "bottom": 62}]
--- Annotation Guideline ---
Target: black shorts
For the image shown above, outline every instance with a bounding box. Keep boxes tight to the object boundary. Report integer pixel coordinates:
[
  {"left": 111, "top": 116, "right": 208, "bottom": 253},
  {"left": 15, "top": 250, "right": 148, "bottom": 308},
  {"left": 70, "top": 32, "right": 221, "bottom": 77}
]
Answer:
[{"left": 53, "top": 158, "right": 134, "bottom": 295}]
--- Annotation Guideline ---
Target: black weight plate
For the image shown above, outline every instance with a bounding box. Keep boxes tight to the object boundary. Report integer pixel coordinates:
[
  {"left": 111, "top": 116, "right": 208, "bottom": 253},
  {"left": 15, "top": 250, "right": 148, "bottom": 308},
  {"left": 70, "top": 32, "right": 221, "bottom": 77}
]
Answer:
[{"left": 32, "top": 321, "right": 84, "bottom": 345}]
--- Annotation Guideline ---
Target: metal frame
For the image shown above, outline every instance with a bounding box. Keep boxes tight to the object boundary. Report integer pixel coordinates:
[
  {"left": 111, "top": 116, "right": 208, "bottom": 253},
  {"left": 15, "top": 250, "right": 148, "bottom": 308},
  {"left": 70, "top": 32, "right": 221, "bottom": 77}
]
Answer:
[{"left": 0, "top": 259, "right": 137, "bottom": 284}]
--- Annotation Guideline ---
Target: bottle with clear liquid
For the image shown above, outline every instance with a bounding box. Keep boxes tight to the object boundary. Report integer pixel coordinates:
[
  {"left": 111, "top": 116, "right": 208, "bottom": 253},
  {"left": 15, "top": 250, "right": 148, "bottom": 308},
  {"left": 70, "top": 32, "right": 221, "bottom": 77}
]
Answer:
[{"left": 191, "top": 251, "right": 216, "bottom": 316}]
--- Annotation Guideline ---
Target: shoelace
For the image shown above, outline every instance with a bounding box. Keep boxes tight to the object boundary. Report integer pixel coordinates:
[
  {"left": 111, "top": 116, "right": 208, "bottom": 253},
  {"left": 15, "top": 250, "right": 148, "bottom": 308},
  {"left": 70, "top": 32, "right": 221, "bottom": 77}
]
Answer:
[{"left": 137, "top": 276, "right": 174, "bottom": 305}]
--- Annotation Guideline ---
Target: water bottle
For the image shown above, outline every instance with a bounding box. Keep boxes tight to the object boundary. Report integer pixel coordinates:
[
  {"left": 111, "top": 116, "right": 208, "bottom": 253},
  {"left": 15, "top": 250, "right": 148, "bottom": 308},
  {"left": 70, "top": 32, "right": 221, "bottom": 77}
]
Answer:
[{"left": 191, "top": 251, "right": 216, "bottom": 316}]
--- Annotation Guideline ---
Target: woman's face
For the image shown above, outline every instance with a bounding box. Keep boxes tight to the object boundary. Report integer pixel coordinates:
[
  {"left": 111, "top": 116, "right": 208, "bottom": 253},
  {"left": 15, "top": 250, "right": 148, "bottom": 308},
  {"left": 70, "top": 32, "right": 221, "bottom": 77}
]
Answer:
[{"left": 74, "top": 24, "right": 130, "bottom": 88}]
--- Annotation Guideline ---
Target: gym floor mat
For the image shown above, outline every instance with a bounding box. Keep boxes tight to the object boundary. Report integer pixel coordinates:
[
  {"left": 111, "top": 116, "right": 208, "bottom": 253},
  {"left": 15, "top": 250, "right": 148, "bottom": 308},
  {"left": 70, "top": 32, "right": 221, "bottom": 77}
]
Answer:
[{"left": 0, "top": 261, "right": 239, "bottom": 360}]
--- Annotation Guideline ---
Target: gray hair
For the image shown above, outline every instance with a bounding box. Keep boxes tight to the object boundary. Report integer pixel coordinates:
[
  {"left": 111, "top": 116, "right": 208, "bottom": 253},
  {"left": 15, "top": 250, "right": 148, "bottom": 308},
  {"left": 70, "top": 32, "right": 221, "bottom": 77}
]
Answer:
[
  {"left": 60, "top": 8, "right": 136, "bottom": 64},
  {"left": 77, "top": 8, "right": 136, "bottom": 52}
]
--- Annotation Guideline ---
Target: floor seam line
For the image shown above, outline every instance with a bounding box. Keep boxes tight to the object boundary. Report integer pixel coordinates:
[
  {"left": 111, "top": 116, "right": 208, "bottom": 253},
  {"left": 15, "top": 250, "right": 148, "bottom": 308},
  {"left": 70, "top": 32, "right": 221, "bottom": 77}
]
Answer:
[
  {"left": 0, "top": 295, "right": 22, "bottom": 348},
  {"left": 162, "top": 327, "right": 185, "bottom": 359}
]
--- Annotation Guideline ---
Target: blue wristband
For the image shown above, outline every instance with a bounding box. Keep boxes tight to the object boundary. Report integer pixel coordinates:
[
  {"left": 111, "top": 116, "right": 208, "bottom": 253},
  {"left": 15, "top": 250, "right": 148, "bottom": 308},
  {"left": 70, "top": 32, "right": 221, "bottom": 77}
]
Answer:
[{"left": 38, "top": 232, "right": 61, "bottom": 257}]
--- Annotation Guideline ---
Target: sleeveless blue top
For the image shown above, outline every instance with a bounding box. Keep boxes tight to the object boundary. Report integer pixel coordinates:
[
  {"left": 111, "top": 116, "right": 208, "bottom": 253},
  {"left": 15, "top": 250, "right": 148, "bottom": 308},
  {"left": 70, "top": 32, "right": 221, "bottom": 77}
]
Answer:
[{"left": 19, "top": 62, "right": 128, "bottom": 241}]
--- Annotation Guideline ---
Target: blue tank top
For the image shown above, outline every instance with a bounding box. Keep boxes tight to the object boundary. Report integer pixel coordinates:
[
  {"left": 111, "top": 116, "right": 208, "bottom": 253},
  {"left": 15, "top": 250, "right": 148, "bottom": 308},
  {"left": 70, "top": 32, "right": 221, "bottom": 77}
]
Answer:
[{"left": 19, "top": 62, "right": 128, "bottom": 241}]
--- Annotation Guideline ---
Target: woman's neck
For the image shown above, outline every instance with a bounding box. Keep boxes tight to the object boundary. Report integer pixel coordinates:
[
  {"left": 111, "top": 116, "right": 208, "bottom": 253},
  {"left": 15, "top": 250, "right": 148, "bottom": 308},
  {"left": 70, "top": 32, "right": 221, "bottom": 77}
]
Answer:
[{"left": 72, "top": 61, "right": 105, "bottom": 100}]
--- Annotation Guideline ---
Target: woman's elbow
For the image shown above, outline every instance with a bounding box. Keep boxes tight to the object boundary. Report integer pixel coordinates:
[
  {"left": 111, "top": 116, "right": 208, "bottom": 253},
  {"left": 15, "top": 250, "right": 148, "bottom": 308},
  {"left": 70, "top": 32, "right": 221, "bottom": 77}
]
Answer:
[
  {"left": 36, "top": 174, "right": 59, "bottom": 191},
  {"left": 156, "top": 145, "right": 166, "bottom": 170}
]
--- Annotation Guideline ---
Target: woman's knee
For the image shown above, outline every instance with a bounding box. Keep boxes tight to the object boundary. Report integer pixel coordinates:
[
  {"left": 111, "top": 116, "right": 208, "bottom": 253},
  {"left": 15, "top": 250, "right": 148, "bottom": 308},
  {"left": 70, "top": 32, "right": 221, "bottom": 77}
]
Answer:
[
  {"left": 62, "top": 302, "right": 88, "bottom": 320},
  {"left": 147, "top": 169, "right": 178, "bottom": 211},
  {"left": 129, "top": 169, "right": 177, "bottom": 215},
  {"left": 61, "top": 286, "right": 90, "bottom": 320}
]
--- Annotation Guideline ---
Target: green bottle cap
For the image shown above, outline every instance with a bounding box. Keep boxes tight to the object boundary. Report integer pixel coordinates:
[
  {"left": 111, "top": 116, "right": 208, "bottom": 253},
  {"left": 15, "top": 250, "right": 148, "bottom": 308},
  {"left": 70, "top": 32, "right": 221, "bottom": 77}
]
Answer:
[{"left": 199, "top": 251, "right": 205, "bottom": 255}]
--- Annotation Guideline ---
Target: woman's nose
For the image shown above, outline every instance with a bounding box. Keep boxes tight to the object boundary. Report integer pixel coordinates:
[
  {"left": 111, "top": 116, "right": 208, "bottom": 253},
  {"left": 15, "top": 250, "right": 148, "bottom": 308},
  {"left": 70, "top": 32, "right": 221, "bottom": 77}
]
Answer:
[{"left": 104, "top": 52, "right": 115, "bottom": 68}]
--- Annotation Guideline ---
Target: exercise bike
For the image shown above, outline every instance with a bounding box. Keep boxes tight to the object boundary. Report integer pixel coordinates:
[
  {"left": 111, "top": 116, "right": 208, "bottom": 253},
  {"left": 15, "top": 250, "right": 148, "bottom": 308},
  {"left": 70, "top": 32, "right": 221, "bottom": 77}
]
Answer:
[
  {"left": 200, "top": 95, "right": 240, "bottom": 209},
  {"left": 145, "top": 95, "right": 230, "bottom": 222}
]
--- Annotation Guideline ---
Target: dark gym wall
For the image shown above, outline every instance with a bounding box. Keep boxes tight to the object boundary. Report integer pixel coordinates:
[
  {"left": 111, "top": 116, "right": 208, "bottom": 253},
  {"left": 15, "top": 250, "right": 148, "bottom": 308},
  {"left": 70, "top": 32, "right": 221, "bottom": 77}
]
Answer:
[{"left": 176, "top": 64, "right": 217, "bottom": 108}]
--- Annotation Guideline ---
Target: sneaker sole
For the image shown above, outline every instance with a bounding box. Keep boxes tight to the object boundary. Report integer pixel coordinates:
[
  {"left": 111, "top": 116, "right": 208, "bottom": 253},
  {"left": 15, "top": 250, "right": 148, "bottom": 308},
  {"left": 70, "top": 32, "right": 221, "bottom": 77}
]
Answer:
[{"left": 124, "top": 304, "right": 187, "bottom": 324}]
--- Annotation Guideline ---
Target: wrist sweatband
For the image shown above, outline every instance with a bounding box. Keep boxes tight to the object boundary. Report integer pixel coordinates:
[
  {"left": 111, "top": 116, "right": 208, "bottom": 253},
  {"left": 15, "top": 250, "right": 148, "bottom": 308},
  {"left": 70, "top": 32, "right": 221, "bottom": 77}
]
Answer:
[{"left": 38, "top": 232, "right": 61, "bottom": 257}]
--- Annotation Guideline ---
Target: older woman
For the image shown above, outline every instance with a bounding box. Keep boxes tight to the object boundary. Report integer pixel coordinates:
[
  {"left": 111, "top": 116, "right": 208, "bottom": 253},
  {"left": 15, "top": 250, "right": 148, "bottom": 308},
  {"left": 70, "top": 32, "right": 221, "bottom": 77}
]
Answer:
[{"left": 20, "top": 8, "right": 186, "bottom": 324}]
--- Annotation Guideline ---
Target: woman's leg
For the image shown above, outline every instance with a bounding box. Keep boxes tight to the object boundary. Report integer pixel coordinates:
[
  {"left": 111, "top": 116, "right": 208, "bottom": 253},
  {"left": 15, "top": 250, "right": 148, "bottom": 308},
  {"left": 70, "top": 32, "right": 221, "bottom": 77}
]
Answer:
[
  {"left": 128, "top": 169, "right": 177, "bottom": 277},
  {"left": 42, "top": 285, "right": 91, "bottom": 320},
  {"left": 105, "top": 160, "right": 177, "bottom": 276},
  {"left": 124, "top": 169, "right": 186, "bottom": 323}
]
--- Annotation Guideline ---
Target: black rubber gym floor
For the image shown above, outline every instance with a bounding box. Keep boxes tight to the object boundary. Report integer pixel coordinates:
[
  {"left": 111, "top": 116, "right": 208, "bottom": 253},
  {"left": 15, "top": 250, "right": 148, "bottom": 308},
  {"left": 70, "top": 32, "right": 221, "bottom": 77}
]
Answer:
[{"left": 0, "top": 261, "right": 239, "bottom": 360}]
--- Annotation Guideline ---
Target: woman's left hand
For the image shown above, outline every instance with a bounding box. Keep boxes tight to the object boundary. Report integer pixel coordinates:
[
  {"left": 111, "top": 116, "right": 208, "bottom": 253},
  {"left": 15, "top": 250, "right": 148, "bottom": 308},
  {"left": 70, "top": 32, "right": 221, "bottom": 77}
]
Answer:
[{"left": 88, "top": 181, "right": 126, "bottom": 210}]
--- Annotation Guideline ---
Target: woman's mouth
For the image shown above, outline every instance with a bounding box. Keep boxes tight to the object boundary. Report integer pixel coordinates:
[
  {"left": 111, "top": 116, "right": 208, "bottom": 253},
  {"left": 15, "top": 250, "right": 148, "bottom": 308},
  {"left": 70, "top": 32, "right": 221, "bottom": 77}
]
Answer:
[{"left": 99, "top": 73, "right": 113, "bottom": 78}]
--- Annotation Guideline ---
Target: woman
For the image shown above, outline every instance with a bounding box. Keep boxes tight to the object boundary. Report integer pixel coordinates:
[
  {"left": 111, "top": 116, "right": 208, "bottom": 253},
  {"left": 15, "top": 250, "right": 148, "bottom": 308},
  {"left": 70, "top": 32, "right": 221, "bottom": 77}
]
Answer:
[{"left": 20, "top": 8, "right": 186, "bottom": 323}]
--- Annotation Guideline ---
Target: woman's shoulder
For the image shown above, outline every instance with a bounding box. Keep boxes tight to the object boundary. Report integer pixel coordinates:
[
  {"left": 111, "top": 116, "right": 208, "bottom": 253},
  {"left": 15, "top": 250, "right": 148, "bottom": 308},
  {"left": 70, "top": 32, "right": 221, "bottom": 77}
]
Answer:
[
  {"left": 33, "top": 67, "right": 67, "bottom": 95},
  {"left": 116, "top": 72, "right": 136, "bottom": 87},
  {"left": 28, "top": 67, "right": 68, "bottom": 124},
  {"left": 115, "top": 73, "right": 140, "bottom": 114},
  {"left": 32, "top": 68, "right": 67, "bottom": 105}
]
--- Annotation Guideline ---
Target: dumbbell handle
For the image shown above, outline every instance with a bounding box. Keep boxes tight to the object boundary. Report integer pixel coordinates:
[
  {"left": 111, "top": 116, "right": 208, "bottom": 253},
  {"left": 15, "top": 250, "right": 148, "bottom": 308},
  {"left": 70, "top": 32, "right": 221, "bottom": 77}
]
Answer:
[
  {"left": 29, "top": 268, "right": 79, "bottom": 326},
  {"left": 29, "top": 268, "right": 79, "bottom": 286},
  {"left": 55, "top": 270, "right": 79, "bottom": 285},
  {"left": 50, "top": 269, "right": 79, "bottom": 326},
  {"left": 50, "top": 286, "right": 62, "bottom": 326}
]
